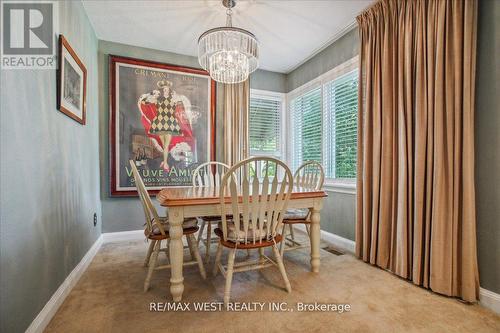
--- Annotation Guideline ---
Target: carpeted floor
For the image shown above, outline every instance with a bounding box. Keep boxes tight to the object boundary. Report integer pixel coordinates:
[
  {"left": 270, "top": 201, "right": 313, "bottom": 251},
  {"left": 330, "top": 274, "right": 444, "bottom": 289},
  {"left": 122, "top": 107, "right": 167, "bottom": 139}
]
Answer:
[{"left": 45, "top": 234, "right": 500, "bottom": 333}]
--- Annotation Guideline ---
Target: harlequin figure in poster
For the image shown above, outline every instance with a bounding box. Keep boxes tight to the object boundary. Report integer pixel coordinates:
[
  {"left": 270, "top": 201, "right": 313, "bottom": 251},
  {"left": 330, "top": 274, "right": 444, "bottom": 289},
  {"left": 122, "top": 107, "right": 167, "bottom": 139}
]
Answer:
[{"left": 138, "top": 80, "right": 196, "bottom": 171}]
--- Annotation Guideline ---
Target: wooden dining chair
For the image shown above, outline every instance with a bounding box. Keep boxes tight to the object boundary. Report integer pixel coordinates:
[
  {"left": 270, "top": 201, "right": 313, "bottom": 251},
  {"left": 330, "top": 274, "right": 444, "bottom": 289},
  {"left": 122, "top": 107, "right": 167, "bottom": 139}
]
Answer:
[
  {"left": 213, "top": 157, "right": 293, "bottom": 305},
  {"left": 129, "top": 160, "right": 206, "bottom": 292},
  {"left": 280, "top": 161, "right": 324, "bottom": 256},
  {"left": 192, "top": 161, "right": 231, "bottom": 263}
]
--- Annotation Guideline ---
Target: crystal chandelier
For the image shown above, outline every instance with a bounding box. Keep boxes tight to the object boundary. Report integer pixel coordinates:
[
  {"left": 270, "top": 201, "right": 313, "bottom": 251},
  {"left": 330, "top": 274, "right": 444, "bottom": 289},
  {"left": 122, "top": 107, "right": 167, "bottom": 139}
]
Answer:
[{"left": 198, "top": 0, "right": 259, "bottom": 84}]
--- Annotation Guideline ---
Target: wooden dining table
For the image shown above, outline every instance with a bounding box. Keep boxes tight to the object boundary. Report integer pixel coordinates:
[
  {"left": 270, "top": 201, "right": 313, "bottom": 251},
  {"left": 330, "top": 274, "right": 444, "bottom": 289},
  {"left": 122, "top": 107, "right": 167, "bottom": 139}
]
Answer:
[{"left": 157, "top": 185, "right": 327, "bottom": 301}]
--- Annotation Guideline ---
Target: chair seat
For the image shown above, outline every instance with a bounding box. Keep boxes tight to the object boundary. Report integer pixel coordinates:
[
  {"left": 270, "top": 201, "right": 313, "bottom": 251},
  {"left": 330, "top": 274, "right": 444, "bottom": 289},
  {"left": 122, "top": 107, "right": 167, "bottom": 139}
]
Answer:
[
  {"left": 283, "top": 208, "right": 309, "bottom": 220},
  {"left": 217, "top": 221, "right": 269, "bottom": 241},
  {"left": 150, "top": 217, "right": 198, "bottom": 235},
  {"left": 146, "top": 226, "right": 199, "bottom": 240},
  {"left": 214, "top": 228, "right": 282, "bottom": 249}
]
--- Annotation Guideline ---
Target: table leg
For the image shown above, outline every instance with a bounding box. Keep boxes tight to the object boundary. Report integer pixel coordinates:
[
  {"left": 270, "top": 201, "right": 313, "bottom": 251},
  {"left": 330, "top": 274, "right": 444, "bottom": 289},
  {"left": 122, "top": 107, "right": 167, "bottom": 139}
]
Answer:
[
  {"left": 168, "top": 207, "right": 184, "bottom": 301},
  {"left": 310, "top": 202, "right": 322, "bottom": 273}
]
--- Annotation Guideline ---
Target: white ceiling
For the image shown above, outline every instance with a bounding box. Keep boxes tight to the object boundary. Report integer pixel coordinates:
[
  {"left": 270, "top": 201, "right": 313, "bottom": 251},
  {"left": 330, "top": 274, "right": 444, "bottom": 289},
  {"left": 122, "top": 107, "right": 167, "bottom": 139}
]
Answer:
[{"left": 82, "top": 0, "right": 372, "bottom": 73}]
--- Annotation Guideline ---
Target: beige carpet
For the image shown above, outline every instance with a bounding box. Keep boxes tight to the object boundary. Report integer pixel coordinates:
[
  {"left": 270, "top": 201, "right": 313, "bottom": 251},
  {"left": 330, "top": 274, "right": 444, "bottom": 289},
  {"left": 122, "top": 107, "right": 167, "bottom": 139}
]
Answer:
[{"left": 45, "top": 235, "right": 500, "bottom": 333}]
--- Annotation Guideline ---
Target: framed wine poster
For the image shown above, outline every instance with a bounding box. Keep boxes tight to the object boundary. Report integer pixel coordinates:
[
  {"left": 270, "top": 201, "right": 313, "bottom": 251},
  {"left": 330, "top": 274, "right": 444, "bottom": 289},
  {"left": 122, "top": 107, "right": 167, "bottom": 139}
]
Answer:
[{"left": 109, "top": 55, "right": 216, "bottom": 196}]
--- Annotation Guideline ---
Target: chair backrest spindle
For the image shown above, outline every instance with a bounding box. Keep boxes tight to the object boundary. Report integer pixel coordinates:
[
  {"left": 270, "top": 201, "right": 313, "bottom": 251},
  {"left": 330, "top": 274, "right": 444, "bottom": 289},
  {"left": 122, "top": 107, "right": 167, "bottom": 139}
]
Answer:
[
  {"left": 129, "top": 160, "right": 164, "bottom": 237},
  {"left": 294, "top": 161, "right": 324, "bottom": 190},
  {"left": 220, "top": 157, "right": 293, "bottom": 244},
  {"left": 192, "top": 161, "right": 231, "bottom": 188}
]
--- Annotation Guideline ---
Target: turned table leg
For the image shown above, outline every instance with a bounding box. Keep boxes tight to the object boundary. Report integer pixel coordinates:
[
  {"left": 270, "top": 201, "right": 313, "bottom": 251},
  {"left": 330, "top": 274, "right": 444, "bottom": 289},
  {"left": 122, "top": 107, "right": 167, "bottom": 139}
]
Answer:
[
  {"left": 168, "top": 207, "right": 184, "bottom": 301},
  {"left": 310, "top": 202, "right": 322, "bottom": 273}
]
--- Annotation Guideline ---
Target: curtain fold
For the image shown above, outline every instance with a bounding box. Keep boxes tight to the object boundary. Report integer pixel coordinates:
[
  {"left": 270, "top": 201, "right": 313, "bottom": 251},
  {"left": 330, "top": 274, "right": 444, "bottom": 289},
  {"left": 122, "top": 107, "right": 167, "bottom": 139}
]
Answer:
[
  {"left": 223, "top": 80, "right": 250, "bottom": 165},
  {"left": 356, "top": 0, "right": 479, "bottom": 302}
]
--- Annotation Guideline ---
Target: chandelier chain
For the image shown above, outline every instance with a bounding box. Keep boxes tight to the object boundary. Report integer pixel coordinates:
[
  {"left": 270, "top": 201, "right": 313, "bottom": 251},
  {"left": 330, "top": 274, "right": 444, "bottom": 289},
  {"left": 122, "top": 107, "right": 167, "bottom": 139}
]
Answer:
[{"left": 226, "top": 8, "right": 233, "bottom": 27}]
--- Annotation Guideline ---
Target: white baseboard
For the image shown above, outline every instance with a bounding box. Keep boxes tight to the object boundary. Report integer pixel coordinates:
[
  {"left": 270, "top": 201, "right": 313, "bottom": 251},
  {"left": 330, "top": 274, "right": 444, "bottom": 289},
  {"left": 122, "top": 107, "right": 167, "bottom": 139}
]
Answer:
[
  {"left": 102, "top": 229, "right": 144, "bottom": 243},
  {"left": 25, "top": 235, "right": 103, "bottom": 333},
  {"left": 293, "top": 224, "right": 356, "bottom": 254},
  {"left": 480, "top": 287, "right": 500, "bottom": 315}
]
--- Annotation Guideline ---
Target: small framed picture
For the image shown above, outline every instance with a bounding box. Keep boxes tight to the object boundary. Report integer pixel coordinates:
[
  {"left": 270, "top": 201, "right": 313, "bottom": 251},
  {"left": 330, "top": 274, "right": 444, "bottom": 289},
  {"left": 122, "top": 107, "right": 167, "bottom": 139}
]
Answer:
[{"left": 57, "top": 35, "right": 87, "bottom": 125}]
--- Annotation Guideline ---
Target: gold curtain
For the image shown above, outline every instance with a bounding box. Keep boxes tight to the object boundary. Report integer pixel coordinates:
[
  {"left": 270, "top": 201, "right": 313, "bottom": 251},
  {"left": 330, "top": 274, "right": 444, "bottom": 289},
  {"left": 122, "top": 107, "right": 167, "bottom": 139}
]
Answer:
[
  {"left": 356, "top": 0, "right": 479, "bottom": 301},
  {"left": 223, "top": 80, "right": 250, "bottom": 166}
]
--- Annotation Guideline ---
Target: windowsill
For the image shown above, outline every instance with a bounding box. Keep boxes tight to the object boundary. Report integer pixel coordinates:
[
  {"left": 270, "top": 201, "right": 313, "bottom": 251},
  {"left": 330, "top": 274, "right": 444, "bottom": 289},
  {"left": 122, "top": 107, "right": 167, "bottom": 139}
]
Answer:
[{"left": 324, "top": 179, "right": 356, "bottom": 194}]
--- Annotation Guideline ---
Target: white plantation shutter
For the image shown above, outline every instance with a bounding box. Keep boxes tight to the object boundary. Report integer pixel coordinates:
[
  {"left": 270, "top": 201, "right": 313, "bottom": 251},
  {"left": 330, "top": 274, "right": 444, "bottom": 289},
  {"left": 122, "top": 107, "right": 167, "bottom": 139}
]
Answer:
[
  {"left": 249, "top": 94, "right": 282, "bottom": 157},
  {"left": 289, "top": 57, "right": 359, "bottom": 181},
  {"left": 323, "top": 69, "right": 358, "bottom": 179},
  {"left": 290, "top": 87, "right": 322, "bottom": 171}
]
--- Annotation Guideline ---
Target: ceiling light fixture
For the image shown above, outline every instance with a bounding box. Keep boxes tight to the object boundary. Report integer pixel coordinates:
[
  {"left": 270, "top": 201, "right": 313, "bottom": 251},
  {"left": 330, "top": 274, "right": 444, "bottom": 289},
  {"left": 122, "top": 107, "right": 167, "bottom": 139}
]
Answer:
[{"left": 198, "top": 0, "right": 259, "bottom": 84}]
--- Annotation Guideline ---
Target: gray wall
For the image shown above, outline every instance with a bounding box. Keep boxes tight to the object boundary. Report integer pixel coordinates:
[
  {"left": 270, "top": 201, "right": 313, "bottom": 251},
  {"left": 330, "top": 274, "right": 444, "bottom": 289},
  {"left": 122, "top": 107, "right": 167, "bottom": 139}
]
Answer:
[
  {"left": 98, "top": 40, "right": 286, "bottom": 232},
  {"left": 286, "top": 28, "right": 360, "bottom": 92},
  {"left": 251, "top": 69, "right": 287, "bottom": 93},
  {"left": 285, "top": 28, "right": 360, "bottom": 240},
  {"left": 475, "top": 0, "right": 500, "bottom": 294},
  {"left": 0, "top": 1, "right": 101, "bottom": 332},
  {"left": 319, "top": 191, "right": 356, "bottom": 240}
]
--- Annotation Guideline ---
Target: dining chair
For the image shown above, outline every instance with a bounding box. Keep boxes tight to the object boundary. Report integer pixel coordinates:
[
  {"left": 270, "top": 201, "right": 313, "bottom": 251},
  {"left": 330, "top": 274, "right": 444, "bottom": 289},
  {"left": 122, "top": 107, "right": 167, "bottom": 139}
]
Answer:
[
  {"left": 192, "top": 161, "right": 231, "bottom": 263},
  {"left": 280, "top": 161, "right": 324, "bottom": 256},
  {"left": 213, "top": 157, "right": 293, "bottom": 305},
  {"left": 128, "top": 160, "right": 206, "bottom": 292}
]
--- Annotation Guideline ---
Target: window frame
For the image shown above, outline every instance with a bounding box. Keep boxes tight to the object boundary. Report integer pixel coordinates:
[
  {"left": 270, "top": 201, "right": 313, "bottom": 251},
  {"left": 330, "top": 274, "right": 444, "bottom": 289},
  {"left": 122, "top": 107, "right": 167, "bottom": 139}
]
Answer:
[
  {"left": 249, "top": 88, "right": 286, "bottom": 161},
  {"left": 286, "top": 56, "right": 359, "bottom": 192}
]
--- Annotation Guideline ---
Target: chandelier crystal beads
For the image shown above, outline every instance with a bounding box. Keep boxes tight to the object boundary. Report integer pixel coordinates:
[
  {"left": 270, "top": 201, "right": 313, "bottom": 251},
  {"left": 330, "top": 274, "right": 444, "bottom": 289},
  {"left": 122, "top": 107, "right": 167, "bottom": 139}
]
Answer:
[{"left": 198, "top": 0, "right": 258, "bottom": 84}]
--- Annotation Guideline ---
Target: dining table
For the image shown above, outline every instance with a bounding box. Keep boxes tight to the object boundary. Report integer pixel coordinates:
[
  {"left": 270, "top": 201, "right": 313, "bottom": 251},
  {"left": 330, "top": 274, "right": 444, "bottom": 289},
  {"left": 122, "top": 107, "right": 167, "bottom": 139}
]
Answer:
[{"left": 157, "top": 185, "right": 328, "bottom": 302}]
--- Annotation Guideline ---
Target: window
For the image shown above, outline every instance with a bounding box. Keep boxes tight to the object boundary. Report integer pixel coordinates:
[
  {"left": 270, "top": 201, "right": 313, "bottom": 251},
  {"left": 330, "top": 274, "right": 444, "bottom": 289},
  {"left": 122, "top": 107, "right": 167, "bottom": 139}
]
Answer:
[
  {"left": 323, "top": 69, "right": 358, "bottom": 179},
  {"left": 290, "top": 87, "right": 322, "bottom": 171},
  {"left": 249, "top": 90, "right": 284, "bottom": 158},
  {"left": 289, "top": 57, "right": 359, "bottom": 183},
  {"left": 249, "top": 89, "right": 285, "bottom": 177}
]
